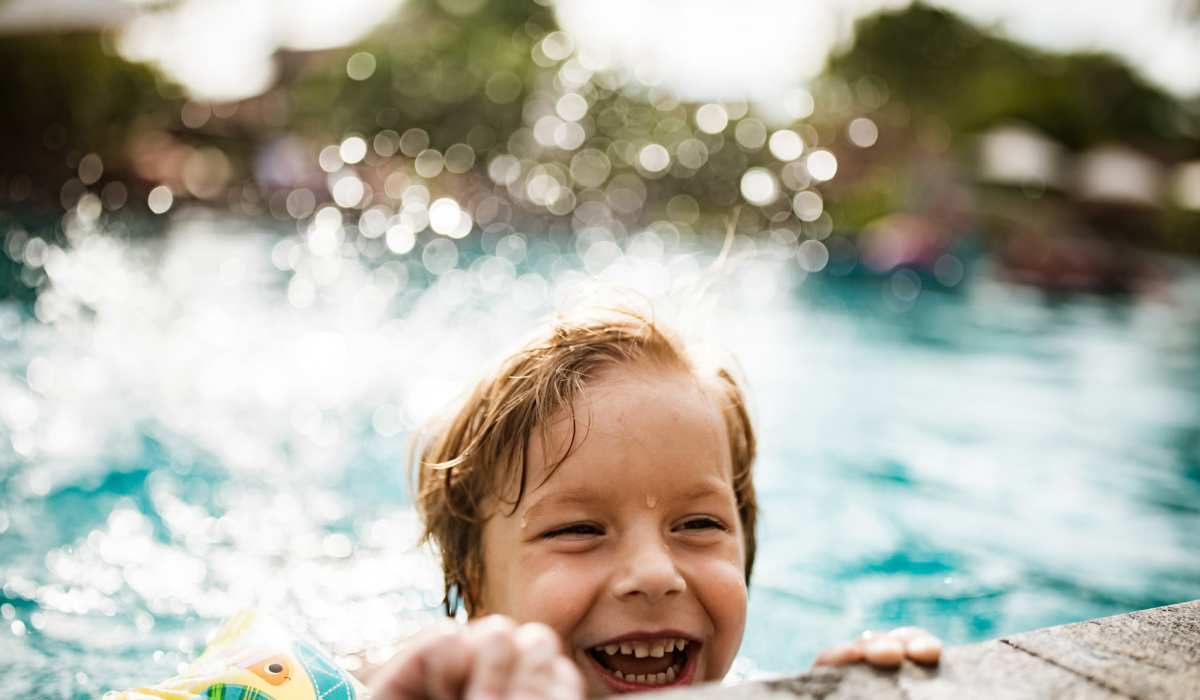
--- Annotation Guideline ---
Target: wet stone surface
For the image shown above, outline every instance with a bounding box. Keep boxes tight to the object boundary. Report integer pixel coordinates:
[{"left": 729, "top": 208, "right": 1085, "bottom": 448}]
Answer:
[{"left": 652, "top": 600, "right": 1200, "bottom": 699}]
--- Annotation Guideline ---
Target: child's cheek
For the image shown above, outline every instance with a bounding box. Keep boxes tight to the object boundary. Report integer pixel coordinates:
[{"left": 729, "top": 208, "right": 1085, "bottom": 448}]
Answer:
[
  {"left": 511, "top": 549, "right": 604, "bottom": 630},
  {"left": 685, "top": 551, "right": 748, "bottom": 680}
]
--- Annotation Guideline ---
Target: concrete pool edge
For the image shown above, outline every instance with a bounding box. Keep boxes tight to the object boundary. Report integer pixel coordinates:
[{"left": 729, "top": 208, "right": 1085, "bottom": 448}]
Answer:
[{"left": 651, "top": 599, "right": 1200, "bottom": 699}]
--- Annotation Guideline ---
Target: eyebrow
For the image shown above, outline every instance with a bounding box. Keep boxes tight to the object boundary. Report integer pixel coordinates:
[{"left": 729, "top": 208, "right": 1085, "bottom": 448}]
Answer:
[
  {"left": 523, "top": 488, "right": 603, "bottom": 518},
  {"left": 677, "top": 482, "right": 731, "bottom": 501},
  {"left": 522, "top": 479, "right": 732, "bottom": 518}
]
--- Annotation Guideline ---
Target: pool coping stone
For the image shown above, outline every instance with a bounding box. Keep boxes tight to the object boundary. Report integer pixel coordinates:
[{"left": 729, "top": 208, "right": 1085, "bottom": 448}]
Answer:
[{"left": 646, "top": 599, "right": 1200, "bottom": 699}]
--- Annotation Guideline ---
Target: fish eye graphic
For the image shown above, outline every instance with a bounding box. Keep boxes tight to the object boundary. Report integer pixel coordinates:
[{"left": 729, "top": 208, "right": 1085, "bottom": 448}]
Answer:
[{"left": 251, "top": 656, "right": 292, "bottom": 685}]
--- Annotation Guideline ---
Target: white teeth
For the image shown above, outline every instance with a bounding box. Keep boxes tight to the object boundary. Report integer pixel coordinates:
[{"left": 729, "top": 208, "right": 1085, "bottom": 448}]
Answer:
[
  {"left": 595, "top": 636, "right": 691, "bottom": 684},
  {"left": 607, "top": 663, "right": 682, "bottom": 686}
]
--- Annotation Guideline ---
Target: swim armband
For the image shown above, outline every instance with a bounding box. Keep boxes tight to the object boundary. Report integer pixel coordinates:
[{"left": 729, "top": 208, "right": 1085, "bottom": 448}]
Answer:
[{"left": 104, "top": 610, "right": 367, "bottom": 700}]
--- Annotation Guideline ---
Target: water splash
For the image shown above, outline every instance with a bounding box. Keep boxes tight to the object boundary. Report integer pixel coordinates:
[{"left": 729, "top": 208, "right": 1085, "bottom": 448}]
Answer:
[
  {"left": 2, "top": 208, "right": 1199, "bottom": 694},
  {"left": 0, "top": 208, "right": 788, "bottom": 693}
]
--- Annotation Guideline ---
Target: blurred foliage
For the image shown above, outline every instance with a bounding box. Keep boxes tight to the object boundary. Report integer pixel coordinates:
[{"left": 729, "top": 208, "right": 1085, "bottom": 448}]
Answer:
[
  {"left": 0, "top": 0, "right": 1197, "bottom": 264},
  {"left": 822, "top": 167, "right": 906, "bottom": 232},
  {"left": 0, "top": 33, "right": 161, "bottom": 197},
  {"left": 286, "top": 0, "right": 546, "bottom": 146},
  {"left": 827, "top": 4, "right": 1200, "bottom": 156},
  {"left": 824, "top": 4, "right": 1200, "bottom": 256}
]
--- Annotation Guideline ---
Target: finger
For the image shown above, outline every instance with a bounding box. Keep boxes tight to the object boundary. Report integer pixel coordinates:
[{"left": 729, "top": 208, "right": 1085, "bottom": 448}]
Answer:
[
  {"left": 812, "top": 642, "right": 864, "bottom": 667},
  {"left": 368, "top": 649, "right": 427, "bottom": 700},
  {"left": 886, "top": 627, "right": 927, "bottom": 643},
  {"left": 512, "top": 622, "right": 562, "bottom": 668},
  {"left": 423, "top": 631, "right": 476, "bottom": 700},
  {"left": 464, "top": 616, "right": 520, "bottom": 700},
  {"left": 510, "top": 624, "right": 571, "bottom": 700},
  {"left": 370, "top": 625, "right": 465, "bottom": 700},
  {"left": 862, "top": 636, "right": 904, "bottom": 668},
  {"left": 548, "top": 656, "right": 585, "bottom": 700},
  {"left": 512, "top": 653, "right": 584, "bottom": 700},
  {"left": 906, "top": 634, "right": 942, "bottom": 665}
]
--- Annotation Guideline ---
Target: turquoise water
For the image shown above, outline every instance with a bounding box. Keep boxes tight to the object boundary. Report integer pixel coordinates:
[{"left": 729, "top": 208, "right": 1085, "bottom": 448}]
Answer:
[{"left": 1, "top": 213, "right": 1199, "bottom": 696}]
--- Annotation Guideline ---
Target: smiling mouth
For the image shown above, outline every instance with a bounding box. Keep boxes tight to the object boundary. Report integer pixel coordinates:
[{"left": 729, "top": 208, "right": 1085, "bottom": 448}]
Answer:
[{"left": 585, "top": 637, "right": 697, "bottom": 690}]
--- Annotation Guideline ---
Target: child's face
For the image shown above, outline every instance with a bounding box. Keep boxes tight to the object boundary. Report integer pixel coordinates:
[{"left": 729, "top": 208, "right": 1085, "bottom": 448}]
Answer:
[{"left": 476, "top": 365, "right": 748, "bottom": 695}]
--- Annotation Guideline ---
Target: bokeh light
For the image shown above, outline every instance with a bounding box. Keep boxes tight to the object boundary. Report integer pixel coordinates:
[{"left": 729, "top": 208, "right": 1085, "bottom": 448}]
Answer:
[
  {"left": 806, "top": 149, "right": 838, "bottom": 181},
  {"left": 740, "top": 167, "right": 780, "bottom": 206},
  {"left": 768, "top": 129, "right": 805, "bottom": 161},
  {"left": 638, "top": 144, "right": 671, "bottom": 174},
  {"left": 791, "top": 190, "right": 823, "bottom": 221},
  {"left": 695, "top": 104, "right": 730, "bottom": 134},
  {"left": 345, "top": 51, "right": 377, "bottom": 81},
  {"left": 339, "top": 136, "right": 368, "bottom": 165},
  {"left": 847, "top": 117, "right": 879, "bottom": 147},
  {"left": 147, "top": 186, "right": 174, "bottom": 214}
]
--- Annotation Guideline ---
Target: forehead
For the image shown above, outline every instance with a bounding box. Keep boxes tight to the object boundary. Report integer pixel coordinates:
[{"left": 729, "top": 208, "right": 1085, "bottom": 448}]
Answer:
[{"left": 520, "top": 364, "right": 735, "bottom": 507}]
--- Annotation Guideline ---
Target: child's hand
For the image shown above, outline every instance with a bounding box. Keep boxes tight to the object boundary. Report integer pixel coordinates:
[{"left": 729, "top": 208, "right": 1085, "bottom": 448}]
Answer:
[
  {"left": 368, "top": 615, "right": 584, "bottom": 700},
  {"left": 812, "top": 627, "right": 942, "bottom": 669}
]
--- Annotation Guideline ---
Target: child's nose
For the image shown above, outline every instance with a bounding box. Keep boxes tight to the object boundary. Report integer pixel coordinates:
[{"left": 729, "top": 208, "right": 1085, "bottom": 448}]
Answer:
[{"left": 611, "top": 538, "right": 686, "bottom": 603}]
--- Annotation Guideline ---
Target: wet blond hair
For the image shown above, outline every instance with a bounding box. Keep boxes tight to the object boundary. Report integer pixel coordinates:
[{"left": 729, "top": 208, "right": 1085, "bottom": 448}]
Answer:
[{"left": 411, "top": 307, "right": 757, "bottom": 616}]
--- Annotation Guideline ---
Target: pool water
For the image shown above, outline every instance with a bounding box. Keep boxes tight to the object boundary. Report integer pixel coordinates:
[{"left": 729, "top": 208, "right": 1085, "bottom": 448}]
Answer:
[{"left": 1, "top": 213, "right": 1198, "bottom": 697}]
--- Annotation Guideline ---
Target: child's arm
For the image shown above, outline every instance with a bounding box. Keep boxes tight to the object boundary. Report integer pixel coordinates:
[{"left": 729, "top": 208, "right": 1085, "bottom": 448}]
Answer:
[
  {"left": 812, "top": 627, "right": 942, "bottom": 668},
  {"left": 367, "top": 615, "right": 584, "bottom": 700}
]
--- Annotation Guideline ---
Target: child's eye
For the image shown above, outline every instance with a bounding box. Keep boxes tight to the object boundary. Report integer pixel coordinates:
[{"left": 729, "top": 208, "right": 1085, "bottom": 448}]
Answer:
[
  {"left": 542, "top": 523, "right": 604, "bottom": 539},
  {"left": 679, "top": 517, "right": 726, "bottom": 531}
]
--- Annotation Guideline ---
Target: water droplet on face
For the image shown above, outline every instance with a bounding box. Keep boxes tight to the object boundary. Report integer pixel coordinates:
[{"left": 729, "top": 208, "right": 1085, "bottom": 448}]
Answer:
[{"left": 645, "top": 494, "right": 657, "bottom": 508}]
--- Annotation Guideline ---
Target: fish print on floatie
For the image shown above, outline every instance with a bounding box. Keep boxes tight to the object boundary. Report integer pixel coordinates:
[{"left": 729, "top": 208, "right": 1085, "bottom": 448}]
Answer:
[
  {"left": 104, "top": 610, "right": 367, "bottom": 700},
  {"left": 195, "top": 639, "right": 359, "bottom": 700},
  {"left": 245, "top": 655, "right": 293, "bottom": 687},
  {"left": 293, "top": 640, "right": 358, "bottom": 700},
  {"left": 204, "top": 685, "right": 274, "bottom": 700}
]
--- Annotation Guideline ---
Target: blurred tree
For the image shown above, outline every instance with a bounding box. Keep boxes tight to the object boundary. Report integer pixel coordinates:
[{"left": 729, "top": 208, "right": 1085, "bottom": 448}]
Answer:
[
  {"left": 827, "top": 3, "right": 1200, "bottom": 157},
  {"left": 0, "top": 0, "right": 1197, "bottom": 260},
  {"left": 0, "top": 33, "right": 162, "bottom": 202},
  {"left": 284, "top": 0, "right": 550, "bottom": 147}
]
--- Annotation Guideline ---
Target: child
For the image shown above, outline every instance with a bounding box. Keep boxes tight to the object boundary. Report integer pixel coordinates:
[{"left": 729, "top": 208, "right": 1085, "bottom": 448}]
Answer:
[{"left": 366, "top": 307, "right": 940, "bottom": 699}]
